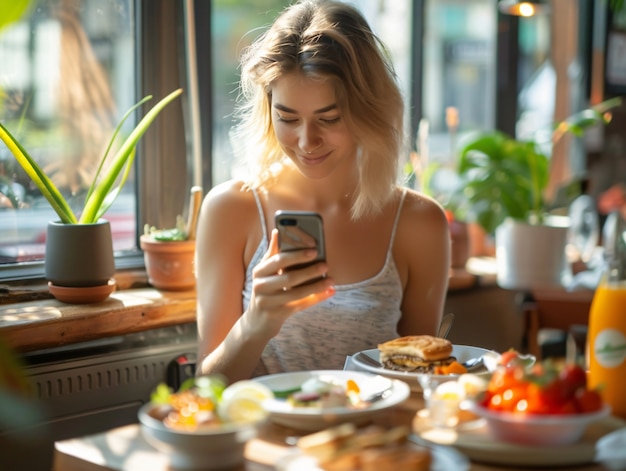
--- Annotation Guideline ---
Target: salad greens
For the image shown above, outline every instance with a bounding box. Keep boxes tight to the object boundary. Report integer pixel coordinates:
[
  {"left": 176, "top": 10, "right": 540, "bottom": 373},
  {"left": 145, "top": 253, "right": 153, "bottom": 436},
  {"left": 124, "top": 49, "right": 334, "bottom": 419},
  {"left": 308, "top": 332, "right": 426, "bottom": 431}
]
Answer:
[{"left": 150, "top": 375, "right": 227, "bottom": 405}]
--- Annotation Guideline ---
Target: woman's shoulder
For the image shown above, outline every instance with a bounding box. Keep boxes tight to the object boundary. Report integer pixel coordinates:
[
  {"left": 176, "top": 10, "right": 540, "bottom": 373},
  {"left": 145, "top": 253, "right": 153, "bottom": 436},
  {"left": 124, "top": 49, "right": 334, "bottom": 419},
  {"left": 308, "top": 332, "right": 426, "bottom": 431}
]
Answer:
[
  {"left": 396, "top": 186, "right": 448, "bottom": 232},
  {"left": 201, "top": 180, "right": 259, "bottom": 219},
  {"left": 401, "top": 187, "right": 447, "bottom": 216}
]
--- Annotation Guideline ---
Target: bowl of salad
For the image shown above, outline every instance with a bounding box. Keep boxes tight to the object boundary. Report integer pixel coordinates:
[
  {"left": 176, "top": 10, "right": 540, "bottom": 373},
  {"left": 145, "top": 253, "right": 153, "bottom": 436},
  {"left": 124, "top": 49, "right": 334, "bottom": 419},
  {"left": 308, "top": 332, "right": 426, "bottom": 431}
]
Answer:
[{"left": 138, "top": 376, "right": 274, "bottom": 470}]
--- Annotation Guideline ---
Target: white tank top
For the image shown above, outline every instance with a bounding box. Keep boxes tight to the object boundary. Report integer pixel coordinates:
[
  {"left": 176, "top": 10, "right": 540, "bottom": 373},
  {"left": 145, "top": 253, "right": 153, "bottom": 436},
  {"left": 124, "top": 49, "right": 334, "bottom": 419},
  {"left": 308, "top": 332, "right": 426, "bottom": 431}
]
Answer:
[{"left": 242, "top": 189, "right": 406, "bottom": 376}]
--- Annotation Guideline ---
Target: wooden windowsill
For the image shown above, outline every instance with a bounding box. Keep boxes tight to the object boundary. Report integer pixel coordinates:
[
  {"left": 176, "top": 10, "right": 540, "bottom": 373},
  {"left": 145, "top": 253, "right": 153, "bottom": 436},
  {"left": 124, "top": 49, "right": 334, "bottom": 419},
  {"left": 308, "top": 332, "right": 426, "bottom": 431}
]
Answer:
[
  {"left": 0, "top": 263, "right": 493, "bottom": 354},
  {"left": 0, "top": 270, "right": 197, "bottom": 353}
]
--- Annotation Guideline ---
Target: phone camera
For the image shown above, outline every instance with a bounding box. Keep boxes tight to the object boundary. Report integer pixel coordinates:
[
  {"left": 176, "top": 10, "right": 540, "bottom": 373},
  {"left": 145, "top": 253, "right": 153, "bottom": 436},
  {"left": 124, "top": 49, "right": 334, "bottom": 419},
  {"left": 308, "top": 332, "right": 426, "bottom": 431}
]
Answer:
[{"left": 279, "top": 218, "right": 297, "bottom": 226}]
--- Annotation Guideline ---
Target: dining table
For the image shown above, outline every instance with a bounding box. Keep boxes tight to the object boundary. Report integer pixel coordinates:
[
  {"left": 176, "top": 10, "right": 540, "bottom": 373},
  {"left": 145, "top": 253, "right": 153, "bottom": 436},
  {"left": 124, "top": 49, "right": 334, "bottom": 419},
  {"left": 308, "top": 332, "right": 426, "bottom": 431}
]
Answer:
[{"left": 53, "top": 386, "right": 624, "bottom": 471}]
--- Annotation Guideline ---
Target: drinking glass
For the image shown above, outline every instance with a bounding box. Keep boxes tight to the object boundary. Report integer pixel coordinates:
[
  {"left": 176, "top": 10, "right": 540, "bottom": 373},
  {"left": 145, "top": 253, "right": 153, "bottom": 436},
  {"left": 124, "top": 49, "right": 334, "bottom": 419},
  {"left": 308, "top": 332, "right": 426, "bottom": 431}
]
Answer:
[
  {"left": 568, "top": 195, "right": 600, "bottom": 263},
  {"left": 417, "top": 374, "right": 463, "bottom": 428}
]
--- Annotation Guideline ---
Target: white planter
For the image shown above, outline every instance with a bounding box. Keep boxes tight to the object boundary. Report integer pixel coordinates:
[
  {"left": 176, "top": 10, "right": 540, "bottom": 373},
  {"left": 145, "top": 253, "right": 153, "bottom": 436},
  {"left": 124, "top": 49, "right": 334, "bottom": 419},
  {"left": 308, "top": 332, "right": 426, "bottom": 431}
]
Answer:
[{"left": 495, "top": 217, "right": 571, "bottom": 290}]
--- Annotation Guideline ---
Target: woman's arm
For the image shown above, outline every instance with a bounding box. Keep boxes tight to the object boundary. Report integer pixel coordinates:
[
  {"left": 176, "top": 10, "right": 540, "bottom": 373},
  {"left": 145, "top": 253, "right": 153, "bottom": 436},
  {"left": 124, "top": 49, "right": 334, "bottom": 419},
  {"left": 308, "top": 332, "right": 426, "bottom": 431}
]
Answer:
[
  {"left": 195, "top": 181, "right": 265, "bottom": 380},
  {"left": 394, "top": 190, "right": 450, "bottom": 337},
  {"left": 195, "top": 182, "right": 335, "bottom": 382}
]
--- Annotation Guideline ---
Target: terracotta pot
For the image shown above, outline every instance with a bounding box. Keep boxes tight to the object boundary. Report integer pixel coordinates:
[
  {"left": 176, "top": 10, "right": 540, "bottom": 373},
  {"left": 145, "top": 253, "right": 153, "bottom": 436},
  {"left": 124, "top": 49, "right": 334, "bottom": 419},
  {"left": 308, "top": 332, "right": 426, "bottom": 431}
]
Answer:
[
  {"left": 140, "top": 235, "right": 196, "bottom": 291},
  {"left": 449, "top": 220, "right": 470, "bottom": 268},
  {"left": 468, "top": 222, "right": 496, "bottom": 258},
  {"left": 48, "top": 279, "right": 116, "bottom": 304}
]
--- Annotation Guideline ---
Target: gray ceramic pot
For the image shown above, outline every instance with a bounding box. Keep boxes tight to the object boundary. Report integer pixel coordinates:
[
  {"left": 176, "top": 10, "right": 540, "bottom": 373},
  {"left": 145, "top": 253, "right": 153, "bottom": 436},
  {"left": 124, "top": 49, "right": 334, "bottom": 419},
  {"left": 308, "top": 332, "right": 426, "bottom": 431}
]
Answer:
[{"left": 45, "top": 220, "right": 115, "bottom": 287}]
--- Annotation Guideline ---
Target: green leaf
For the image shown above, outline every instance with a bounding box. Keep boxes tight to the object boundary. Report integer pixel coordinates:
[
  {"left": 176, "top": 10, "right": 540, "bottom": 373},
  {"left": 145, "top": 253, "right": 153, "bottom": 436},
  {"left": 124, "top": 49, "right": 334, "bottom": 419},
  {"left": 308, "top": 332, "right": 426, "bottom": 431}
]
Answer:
[
  {"left": 79, "top": 88, "right": 183, "bottom": 224},
  {"left": 193, "top": 376, "right": 227, "bottom": 402},
  {"left": 150, "top": 383, "right": 173, "bottom": 405},
  {"left": 0, "top": 88, "right": 182, "bottom": 226},
  {"left": 272, "top": 386, "right": 302, "bottom": 399},
  {"left": 610, "top": 0, "right": 625, "bottom": 13},
  {"left": 94, "top": 147, "right": 137, "bottom": 221},
  {"left": 151, "top": 228, "right": 187, "bottom": 241},
  {"left": 552, "top": 97, "right": 622, "bottom": 144},
  {"left": 0, "top": 0, "right": 33, "bottom": 32},
  {"left": 86, "top": 96, "right": 150, "bottom": 205},
  {"left": 454, "top": 131, "right": 548, "bottom": 234},
  {"left": 144, "top": 214, "right": 189, "bottom": 241},
  {"left": 0, "top": 124, "right": 77, "bottom": 223}
]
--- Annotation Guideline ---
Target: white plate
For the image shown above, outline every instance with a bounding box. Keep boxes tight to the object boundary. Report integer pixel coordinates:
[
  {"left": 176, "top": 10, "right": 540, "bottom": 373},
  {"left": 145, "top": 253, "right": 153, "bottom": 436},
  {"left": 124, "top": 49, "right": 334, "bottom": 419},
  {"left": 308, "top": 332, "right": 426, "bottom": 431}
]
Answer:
[
  {"left": 254, "top": 370, "right": 410, "bottom": 432},
  {"left": 275, "top": 435, "right": 470, "bottom": 471},
  {"left": 351, "top": 345, "right": 500, "bottom": 391},
  {"left": 413, "top": 414, "right": 626, "bottom": 467}
]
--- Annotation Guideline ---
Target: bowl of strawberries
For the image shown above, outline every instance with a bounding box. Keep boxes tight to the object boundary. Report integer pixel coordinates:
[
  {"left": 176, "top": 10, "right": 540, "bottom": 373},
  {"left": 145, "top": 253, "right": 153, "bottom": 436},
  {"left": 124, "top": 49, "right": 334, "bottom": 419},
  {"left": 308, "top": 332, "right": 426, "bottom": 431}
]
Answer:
[{"left": 468, "top": 351, "right": 610, "bottom": 446}]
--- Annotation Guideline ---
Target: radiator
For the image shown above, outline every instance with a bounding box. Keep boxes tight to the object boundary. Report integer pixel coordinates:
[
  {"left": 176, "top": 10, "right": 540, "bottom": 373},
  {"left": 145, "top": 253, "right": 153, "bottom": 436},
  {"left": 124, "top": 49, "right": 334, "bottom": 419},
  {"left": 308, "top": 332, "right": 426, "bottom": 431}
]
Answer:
[{"left": 1, "top": 323, "right": 198, "bottom": 471}]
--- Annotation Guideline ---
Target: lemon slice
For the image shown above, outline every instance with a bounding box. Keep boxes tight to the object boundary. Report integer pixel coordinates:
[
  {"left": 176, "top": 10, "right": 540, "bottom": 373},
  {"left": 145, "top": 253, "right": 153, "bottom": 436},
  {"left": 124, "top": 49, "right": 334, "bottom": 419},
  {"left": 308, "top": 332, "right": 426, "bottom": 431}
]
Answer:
[
  {"left": 457, "top": 373, "right": 489, "bottom": 399},
  {"left": 432, "top": 380, "right": 466, "bottom": 401},
  {"left": 222, "top": 380, "right": 275, "bottom": 402},
  {"left": 218, "top": 380, "right": 274, "bottom": 423}
]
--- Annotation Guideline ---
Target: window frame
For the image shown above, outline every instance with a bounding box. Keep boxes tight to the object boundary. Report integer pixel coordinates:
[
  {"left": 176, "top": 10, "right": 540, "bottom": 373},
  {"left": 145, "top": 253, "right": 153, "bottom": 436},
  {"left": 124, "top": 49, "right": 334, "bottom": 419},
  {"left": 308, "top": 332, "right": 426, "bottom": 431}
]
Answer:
[{"left": 1, "top": 0, "right": 211, "bottom": 283}]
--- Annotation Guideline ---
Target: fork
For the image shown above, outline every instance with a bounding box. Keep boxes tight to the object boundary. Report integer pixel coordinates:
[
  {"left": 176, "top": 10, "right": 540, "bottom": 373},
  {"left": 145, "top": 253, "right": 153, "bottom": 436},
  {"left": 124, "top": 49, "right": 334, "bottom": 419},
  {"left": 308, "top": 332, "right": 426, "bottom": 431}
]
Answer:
[
  {"left": 362, "top": 387, "right": 392, "bottom": 403},
  {"left": 354, "top": 351, "right": 385, "bottom": 369},
  {"left": 461, "top": 355, "right": 486, "bottom": 372},
  {"left": 437, "top": 312, "right": 455, "bottom": 339}
]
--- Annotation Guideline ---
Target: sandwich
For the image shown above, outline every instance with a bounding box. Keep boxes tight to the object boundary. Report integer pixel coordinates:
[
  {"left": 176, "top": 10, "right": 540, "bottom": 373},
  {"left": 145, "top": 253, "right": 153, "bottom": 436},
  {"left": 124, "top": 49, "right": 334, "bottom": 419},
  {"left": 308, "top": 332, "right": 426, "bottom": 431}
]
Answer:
[
  {"left": 296, "top": 422, "right": 357, "bottom": 465},
  {"left": 377, "top": 335, "right": 456, "bottom": 373},
  {"left": 360, "top": 444, "right": 432, "bottom": 471},
  {"left": 296, "top": 423, "right": 431, "bottom": 471}
]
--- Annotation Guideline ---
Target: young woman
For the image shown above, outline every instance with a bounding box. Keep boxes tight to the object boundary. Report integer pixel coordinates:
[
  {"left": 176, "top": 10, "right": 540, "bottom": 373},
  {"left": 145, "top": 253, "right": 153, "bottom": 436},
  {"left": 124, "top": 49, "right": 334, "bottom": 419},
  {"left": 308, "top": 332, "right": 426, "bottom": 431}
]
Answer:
[{"left": 195, "top": 0, "right": 450, "bottom": 382}]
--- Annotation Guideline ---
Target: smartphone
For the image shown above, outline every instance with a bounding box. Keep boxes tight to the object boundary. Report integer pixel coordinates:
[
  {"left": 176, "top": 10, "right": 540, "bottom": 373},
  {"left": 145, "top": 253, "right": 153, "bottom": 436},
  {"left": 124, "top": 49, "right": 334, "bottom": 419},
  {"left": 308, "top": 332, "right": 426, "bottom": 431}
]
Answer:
[{"left": 274, "top": 210, "right": 326, "bottom": 272}]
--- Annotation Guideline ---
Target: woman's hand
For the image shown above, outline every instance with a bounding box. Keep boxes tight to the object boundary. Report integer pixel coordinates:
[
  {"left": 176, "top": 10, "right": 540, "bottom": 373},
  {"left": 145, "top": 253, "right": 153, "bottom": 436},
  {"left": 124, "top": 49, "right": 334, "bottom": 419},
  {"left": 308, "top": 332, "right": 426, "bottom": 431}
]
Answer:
[{"left": 245, "top": 229, "right": 335, "bottom": 336}]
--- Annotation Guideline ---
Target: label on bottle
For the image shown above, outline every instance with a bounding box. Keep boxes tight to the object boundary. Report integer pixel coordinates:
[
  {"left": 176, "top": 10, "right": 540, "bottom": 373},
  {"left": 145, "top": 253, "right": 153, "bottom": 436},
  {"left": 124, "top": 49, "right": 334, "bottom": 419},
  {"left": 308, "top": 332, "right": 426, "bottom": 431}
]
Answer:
[{"left": 593, "top": 328, "right": 626, "bottom": 368}]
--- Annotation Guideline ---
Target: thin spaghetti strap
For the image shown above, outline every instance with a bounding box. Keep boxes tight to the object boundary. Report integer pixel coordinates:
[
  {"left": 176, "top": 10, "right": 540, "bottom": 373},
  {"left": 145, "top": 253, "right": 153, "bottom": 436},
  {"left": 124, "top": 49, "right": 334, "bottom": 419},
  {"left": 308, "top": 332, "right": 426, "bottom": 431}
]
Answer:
[
  {"left": 251, "top": 188, "right": 268, "bottom": 241},
  {"left": 388, "top": 187, "right": 407, "bottom": 250}
]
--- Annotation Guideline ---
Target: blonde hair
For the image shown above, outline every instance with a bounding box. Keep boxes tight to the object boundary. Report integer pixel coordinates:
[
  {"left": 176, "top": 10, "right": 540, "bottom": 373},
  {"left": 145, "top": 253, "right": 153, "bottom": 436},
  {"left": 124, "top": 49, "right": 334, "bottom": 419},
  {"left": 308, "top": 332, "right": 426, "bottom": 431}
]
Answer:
[{"left": 232, "top": 0, "right": 405, "bottom": 219}]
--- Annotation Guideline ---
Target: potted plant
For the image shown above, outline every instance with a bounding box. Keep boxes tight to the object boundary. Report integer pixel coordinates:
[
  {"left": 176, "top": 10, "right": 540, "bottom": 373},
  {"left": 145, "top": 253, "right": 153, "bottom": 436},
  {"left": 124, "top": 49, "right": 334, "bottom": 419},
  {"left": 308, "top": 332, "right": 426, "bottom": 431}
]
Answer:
[
  {"left": 0, "top": 88, "right": 184, "bottom": 302},
  {"left": 140, "top": 185, "right": 202, "bottom": 291},
  {"left": 453, "top": 97, "right": 622, "bottom": 289}
]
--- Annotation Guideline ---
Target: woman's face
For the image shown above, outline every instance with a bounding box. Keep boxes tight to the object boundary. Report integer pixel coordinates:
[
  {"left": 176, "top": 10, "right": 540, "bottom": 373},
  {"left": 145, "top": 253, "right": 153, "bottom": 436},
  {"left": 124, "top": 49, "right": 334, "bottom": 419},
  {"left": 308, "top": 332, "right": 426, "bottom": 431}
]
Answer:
[{"left": 270, "top": 72, "right": 357, "bottom": 180}]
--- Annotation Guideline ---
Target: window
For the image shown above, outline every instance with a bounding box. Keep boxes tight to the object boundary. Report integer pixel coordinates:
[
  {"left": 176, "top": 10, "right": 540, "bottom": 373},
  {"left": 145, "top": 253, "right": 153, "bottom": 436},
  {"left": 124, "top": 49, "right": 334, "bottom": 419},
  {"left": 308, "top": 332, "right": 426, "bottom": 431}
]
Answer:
[
  {"left": 411, "top": 0, "right": 497, "bottom": 206},
  {"left": 0, "top": 0, "right": 190, "bottom": 280},
  {"left": 0, "top": 1, "right": 137, "bottom": 269},
  {"left": 211, "top": 0, "right": 413, "bottom": 187},
  {"left": 514, "top": 10, "right": 553, "bottom": 147},
  {"left": 1, "top": 0, "right": 529, "bottom": 284},
  {"left": 422, "top": 0, "right": 497, "bottom": 161},
  {"left": 210, "top": 0, "right": 291, "bottom": 186},
  {"left": 0, "top": 0, "right": 412, "bottom": 279}
]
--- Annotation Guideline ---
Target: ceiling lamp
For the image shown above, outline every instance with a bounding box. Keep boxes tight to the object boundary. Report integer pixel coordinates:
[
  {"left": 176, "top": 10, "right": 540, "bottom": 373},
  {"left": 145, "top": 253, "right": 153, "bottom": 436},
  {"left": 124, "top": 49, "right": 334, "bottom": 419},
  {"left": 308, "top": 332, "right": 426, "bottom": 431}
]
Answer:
[{"left": 498, "top": 0, "right": 550, "bottom": 17}]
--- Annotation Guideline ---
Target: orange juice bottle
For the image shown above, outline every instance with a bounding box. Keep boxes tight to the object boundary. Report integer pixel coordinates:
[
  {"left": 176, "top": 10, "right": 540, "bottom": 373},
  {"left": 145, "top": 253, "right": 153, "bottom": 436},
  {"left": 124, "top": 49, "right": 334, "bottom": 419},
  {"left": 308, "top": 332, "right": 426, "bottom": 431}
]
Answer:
[{"left": 587, "top": 211, "right": 626, "bottom": 419}]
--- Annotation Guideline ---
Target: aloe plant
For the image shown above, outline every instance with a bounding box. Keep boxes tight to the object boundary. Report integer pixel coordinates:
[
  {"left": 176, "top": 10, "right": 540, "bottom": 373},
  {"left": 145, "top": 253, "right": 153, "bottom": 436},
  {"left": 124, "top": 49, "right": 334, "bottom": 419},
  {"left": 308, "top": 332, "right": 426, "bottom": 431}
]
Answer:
[
  {"left": 0, "top": 0, "right": 33, "bottom": 32},
  {"left": 453, "top": 97, "right": 622, "bottom": 235},
  {"left": 0, "top": 88, "right": 183, "bottom": 224}
]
